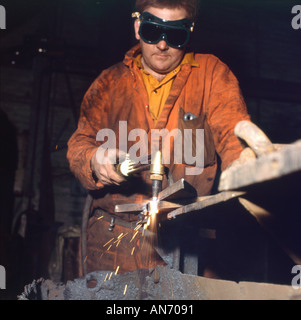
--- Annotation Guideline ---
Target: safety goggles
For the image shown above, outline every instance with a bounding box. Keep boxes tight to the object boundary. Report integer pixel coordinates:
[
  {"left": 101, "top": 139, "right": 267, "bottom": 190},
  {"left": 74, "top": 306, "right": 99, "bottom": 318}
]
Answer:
[{"left": 132, "top": 12, "right": 194, "bottom": 49}]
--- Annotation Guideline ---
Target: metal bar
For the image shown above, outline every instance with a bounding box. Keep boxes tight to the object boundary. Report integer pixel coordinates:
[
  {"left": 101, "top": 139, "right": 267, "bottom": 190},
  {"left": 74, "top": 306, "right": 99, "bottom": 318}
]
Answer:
[
  {"left": 114, "top": 178, "right": 197, "bottom": 213},
  {"left": 114, "top": 200, "right": 184, "bottom": 214},
  {"left": 167, "top": 191, "right": 245, "bottom": 219}
]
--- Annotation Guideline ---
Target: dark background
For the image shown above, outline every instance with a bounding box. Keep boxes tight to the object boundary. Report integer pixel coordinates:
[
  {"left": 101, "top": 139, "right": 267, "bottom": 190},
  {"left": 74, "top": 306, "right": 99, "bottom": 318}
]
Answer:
[{"left": 0, "top": 0, "right": 300, "bottom": 299}]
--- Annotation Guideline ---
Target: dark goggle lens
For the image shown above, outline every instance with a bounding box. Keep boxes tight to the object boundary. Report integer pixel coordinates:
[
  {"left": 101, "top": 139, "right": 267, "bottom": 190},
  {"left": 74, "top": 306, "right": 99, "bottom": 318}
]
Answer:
[
  {"left": 140, "top": 23, "right": 163, "bottom": 43},
  {"left": 139, "top": 22, "right": 189, "bottom": 48},
  {"left": 165, "top": 28, "right": 188, "bottom": 47}
]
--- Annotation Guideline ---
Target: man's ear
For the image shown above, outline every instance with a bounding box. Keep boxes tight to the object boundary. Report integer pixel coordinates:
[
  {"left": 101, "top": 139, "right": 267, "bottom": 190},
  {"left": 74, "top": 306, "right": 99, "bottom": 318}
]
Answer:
[{"left": 134, "top": 19, "right": 141, "bottom": 41}]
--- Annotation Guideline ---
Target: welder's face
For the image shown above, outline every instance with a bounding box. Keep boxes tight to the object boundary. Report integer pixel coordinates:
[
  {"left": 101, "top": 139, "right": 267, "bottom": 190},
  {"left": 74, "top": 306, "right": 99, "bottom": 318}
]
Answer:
[{"left": 134, "top": 7, "right": 190, "bottom": 78}]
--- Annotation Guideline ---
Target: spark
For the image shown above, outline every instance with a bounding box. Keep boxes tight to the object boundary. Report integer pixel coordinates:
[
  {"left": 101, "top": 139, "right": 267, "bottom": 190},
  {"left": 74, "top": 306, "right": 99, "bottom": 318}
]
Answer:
[
  {"left": 108, "top": 272, "right": 113, "bottom": 280},
  {"left": 103, "top": 238, "right": 114, "bottom": 247},
  {"left": 114, "top": 233, "right": 128, "bottom": 243},
  {"left": 134, "top": 225, "right": 140, "bottom": 231},
  {"left": 104, "top": 273, "right": 109, "bottom": 282},
  {"left": 84, "top": 256, "right": 87, "bottom": 263},
  {"left": 130, "top": 230, "right": 139, "bottom": 242},
  {"left": 115, "top": 266, "right": 120, "bottom": 275},
  {"left": 120, "top": 232, "right": 128, "bottom": 239},
  {"left": 131, "top": 247, "right": 135, "bottom": 255},
  {"left": 97, "top": 216, "right": 104, "bottom": 220},
  {"left": 107, "top": 244, "right": 112, "bottom": 251},
  {"left": 123, "top": 284, "right": 128, "bottom": 295},
  {"left": 116, "top": 240, "right": 121, "bottom": 247}
]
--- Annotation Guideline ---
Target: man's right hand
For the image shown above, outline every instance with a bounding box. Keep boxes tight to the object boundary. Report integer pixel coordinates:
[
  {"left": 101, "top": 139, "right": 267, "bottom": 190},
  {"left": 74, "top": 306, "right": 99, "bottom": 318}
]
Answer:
[{"left": 91, "top": 148, "right": 126, "bottom": 186}]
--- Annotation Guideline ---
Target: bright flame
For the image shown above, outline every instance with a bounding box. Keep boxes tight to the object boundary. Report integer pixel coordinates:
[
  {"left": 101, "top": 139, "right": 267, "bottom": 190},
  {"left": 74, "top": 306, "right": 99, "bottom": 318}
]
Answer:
[{"left": 144, "top": 198, "right": 159, "bottom": 230}]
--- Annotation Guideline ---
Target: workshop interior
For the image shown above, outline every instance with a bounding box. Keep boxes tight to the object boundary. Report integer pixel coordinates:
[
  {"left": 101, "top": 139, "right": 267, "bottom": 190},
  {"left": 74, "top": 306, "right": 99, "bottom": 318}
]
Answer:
[{"left": 0, "top": 0, "right": 301, "bottom": 300}]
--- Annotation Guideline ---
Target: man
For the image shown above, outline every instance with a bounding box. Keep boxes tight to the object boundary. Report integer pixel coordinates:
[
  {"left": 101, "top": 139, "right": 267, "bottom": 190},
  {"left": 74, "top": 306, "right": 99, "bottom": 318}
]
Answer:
[{"left": 67, "top": 0, "right": 250, "bottom": 276}]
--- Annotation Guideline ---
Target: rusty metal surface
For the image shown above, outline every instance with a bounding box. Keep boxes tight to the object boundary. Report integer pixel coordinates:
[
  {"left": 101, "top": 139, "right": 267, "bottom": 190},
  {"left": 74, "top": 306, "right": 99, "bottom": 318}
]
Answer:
[{"left": 18, "top": 265, "right": 301, "bottom": 300}]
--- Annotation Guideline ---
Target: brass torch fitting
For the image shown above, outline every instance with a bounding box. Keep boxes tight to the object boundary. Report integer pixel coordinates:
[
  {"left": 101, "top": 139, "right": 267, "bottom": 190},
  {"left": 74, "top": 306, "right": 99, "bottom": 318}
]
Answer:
[{"left": 150, "top": 151, "right": 164, "bottom": 181}]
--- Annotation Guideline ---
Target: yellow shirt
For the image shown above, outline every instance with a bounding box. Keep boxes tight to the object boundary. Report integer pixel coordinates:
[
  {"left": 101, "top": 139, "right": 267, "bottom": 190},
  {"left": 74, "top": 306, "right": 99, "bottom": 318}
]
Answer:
[{"left": 135, "top": 52, "right": 198, "bottom": 124}]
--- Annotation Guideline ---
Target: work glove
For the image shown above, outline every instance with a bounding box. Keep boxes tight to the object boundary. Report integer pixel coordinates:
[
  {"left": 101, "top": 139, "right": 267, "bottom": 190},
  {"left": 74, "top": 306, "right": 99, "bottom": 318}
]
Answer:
[{"left": 91, "top": 147, "right": 127, "bottom": 186}]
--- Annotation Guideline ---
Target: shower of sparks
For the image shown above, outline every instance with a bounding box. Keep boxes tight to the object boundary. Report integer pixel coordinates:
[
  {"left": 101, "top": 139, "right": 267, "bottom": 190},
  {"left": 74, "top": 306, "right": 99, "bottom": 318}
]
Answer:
[{"left": 98, "top": 205, "right": 160, "bottom": 279}]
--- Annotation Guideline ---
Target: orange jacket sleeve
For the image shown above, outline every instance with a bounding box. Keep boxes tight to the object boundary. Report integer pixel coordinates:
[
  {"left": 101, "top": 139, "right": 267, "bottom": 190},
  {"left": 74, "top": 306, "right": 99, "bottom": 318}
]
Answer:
[
  {"left": 205, "top": 57, "right": 250, "bottom": 171},
  {"left": 67, "top": 79, "right": 105, "bottom": 190}
]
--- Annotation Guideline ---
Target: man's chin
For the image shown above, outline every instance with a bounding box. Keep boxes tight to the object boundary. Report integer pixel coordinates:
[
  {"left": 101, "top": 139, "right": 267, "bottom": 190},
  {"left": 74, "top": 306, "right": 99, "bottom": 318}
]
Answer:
[{"left": 152, "top": 63, "right": 174, "bottom": 75}]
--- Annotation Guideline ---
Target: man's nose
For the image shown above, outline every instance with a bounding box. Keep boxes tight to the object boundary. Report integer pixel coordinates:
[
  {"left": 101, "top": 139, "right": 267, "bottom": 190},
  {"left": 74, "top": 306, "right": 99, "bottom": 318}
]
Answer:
[{"left": 156, "top": 40, "right": 169, "bottom": 50}]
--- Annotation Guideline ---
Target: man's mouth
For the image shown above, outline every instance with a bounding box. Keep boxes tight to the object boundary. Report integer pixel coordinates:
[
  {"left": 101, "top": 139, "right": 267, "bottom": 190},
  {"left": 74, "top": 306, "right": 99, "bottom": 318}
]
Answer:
[{"left": 154, "top": 53, "right": 169, "bottom": 59}]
